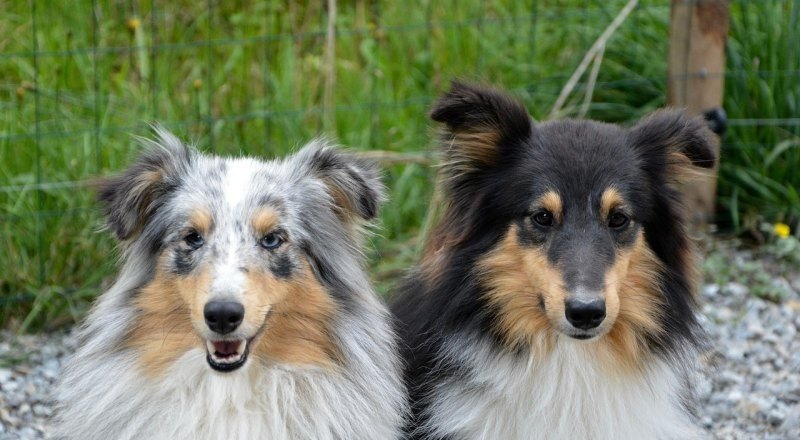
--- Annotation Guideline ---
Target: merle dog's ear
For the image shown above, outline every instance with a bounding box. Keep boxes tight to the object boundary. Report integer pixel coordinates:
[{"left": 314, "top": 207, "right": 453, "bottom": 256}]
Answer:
[
  {"left": 97, "top": 128, "right": 190, "bottom": 241},
  {"left": 430, "top": 81, "right": 533, "bottom": 180},
  {"left": 295, "top": 142, "right": 385, "bottom": 222},
  {"left": 629, "top": 109, "right": 717, "bottom": 182}
]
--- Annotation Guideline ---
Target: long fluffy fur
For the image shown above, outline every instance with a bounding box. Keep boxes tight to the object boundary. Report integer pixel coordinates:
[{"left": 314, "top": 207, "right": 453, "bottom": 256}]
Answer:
[
  {"left": 55, "top": 130, "right": 406, "bottom": 439},
  {"left": 392, "top": 82, "right": 716, "bottom": 440}
]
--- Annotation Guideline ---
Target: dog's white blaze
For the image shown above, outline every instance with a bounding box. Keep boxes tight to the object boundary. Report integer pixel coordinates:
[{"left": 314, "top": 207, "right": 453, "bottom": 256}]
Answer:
[
  {"left": 210, "top": 257, "right": 246, "bottom": 300},
  {"left": 222, "top": 158, "right": 262, "bottom": 208},
  {"left": 422, "top": 338, "right": 700, "bottom": 440}
]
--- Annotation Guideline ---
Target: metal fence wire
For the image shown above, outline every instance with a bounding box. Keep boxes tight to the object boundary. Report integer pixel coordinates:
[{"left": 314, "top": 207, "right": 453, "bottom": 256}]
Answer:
[{"left": 0, "top": 0, "right": 798, "bottom": 325}]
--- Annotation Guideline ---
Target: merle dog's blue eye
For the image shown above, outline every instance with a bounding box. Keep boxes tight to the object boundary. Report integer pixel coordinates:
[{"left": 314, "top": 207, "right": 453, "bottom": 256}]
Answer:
[
  {"left": 608, "top": 212, "right": 630, "bottom": 229},
  {"left": 184, "top": 231, "right": 204, "bottom": 249},
  {"left": 260, "top": 233, "right": 283, "bottom": 250}
]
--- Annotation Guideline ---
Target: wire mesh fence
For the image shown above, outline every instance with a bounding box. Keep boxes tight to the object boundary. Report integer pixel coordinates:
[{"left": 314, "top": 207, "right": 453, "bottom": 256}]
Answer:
[{"left": 1, "top": 0, "right": 798, "bottom": 328}]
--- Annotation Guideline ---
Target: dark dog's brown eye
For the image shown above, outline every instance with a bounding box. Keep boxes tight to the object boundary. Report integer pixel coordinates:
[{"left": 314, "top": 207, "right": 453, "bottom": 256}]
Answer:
[
  {"left": 184, "top": 231, "right": 204, "bottom": 249},
  {"left": 260, "top": 233, "right": 284, "bottom": 250},
  {"left": 608, "top": 212, "right": 629, "bottom": 229},
  {"left": 532, "top": 210, "right": 554, "bottom": 227}
]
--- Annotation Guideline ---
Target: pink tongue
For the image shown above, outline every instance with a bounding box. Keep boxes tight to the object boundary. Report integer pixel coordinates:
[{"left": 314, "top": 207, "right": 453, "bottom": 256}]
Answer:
[{"left": 212, "top": 341, "right": 240, "bottom": 357}]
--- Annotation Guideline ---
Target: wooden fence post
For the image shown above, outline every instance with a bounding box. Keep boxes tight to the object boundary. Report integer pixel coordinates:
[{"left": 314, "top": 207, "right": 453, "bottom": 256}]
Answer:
[{"left": 667, "top": 0, "right": 730, "bottom": 224}]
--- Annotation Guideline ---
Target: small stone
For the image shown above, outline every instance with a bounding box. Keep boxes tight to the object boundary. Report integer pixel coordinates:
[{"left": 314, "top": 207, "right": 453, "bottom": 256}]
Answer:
[
  {"left": 781, "top": 404, "right": 800, "bottom": 430},
  {"left": 726, "top": 346, "right": 745, "bottom": 361},
  {"left": 768, "top": 409, "right": 786, "bottom": 426},
  {"left": 41, "top": 359, "right": 60, "bottom": 380},
  {"left": 747, "top": 321, "right": 765, "bottom": 336},
  {"left": 716, "top": 307, "right": 736, "bottom": 321},
  {"left": 0, "top": 368, "right": 12, "bottom": 383},
  {"left": 724, "top": 281, "right": 749, "bottom": 297},
  {"left": 727, "top": 390, "right": 743, "bottom": 404},
  {"left": 786, "top": 299, "right": 800, "bottom": 313},
  {"left": 18, "top": 402, "right": 31, "bottom": 415},
  {"left": 703, "top": 284, "right": 720, "bottom": 297},
  {"left": 19, "top": 426, "right": 38, "bottom": 438},
  {"left": 24, "top": 381, "right": 37, "bottom": 396},
  {"left": 719, "top": 370, "right": 744, "bottom": 386},
  {"left": 32, "top": 403, "right": 52, "bottom": 418},
  {"left": 790, "top": 276, "right": 800, "bottom": 293}
]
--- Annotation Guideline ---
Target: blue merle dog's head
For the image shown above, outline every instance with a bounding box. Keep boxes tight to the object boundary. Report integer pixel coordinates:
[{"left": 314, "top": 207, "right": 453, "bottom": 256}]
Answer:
[{"left": 99, "top": 129, "right": 383, "bottom": 374}]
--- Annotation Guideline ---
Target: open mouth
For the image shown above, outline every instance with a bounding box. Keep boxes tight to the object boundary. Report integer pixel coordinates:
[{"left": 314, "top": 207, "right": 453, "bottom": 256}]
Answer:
[
  {"left": 205, "top": 339, "right": 250, "bottom": 372},
  {"left": 564, "top": 330, "right": 602, "bottom": 341}
]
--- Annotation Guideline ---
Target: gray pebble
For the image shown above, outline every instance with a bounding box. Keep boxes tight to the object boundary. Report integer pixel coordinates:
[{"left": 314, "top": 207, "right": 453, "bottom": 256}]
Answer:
[
  {"left": 0, "top": 368, "right": 12, "bottom": 383},
  {"left": 724, "top": 281, "right": 749, "bottom": 297},
  {"left": 31, "top": 404, "right": 52, "bottom": 418}
]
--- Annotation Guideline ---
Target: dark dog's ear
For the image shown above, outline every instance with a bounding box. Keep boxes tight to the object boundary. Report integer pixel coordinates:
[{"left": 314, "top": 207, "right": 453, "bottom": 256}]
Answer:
[
  {"left": 629, "top": 110, "right": 717, "bottom": 182},
  {"left": 294, "top": 142, "right": 385, "bottom": 223},
  {"left": 430, "top": 81, "right": 533, "bottom": 180},
  {"left": 98, "top": 128, "right": 191, "bottom": 241}
]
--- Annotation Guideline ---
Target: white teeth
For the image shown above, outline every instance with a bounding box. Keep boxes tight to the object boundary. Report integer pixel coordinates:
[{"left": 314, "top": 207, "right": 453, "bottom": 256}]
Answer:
[{"left": 206, "top": 339, "right": 248, "bottom": 364}]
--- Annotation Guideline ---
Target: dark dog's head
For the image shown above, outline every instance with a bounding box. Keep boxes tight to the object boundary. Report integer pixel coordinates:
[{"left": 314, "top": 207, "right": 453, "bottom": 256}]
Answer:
[{"left": 425, "top": 82, "right": 715, "bottom": 358}]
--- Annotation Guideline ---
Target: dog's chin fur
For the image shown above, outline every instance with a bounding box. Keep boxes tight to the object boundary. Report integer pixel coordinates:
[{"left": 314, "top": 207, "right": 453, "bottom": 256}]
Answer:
[{"left": 416, "top": 335, "right": 700, "bottom": 440}]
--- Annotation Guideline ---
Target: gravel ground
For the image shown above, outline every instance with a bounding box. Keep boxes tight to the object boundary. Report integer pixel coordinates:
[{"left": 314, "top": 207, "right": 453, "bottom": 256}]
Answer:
[{"left": 1, "top": 246, "right": 798, "bottom": 439}]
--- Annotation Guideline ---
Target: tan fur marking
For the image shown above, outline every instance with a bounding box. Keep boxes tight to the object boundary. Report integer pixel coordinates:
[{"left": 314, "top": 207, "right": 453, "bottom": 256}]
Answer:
[
  {"left": 479, "top": 226, "right": 559, "bottom": 353},
  {"left": 125, "top": 258, "right": 209, "bottom": 377},
  {"left": 422, "top": 129, "right": 506, "bottom": 282},
  {"left": 538, "top": 191, "right": 563, "bottom": 222},
  {"left": 126, "top": 250, "right": 338, "bottom": 377},
  {"left": 666, "top": 150, "right": 711, "bottom": 183},
  {"left": 137, "top": 169, "right": 163, "bottom": 188},
  {"left": 600, "top": 187, "right": 624, "bottom": 220},
  {"left": 325, "top": 181, "right": 357, "bottom": 222},
  {"left": 596, "top": 234, "right": 664, "bottom": 372},
  {"left": 479, "top": 227, "right": 664, "bottom": 373},
  {"left": 189, "top": 208, "right": 213, "bottom": 234},
  {"left": 679, "top": 236, "right": 701, "bottom": 299},
  {"left": 440, "top": 130, "right": 501, "bottom": 178},
  {"left": 250, "top": 263, "right": 338, "bottom": 367},
  {"left": 252, "top": 208, "right": 280, "bottom": 234}
]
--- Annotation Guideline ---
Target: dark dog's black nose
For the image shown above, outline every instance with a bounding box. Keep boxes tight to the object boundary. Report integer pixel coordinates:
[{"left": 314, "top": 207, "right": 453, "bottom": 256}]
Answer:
[
  {"left": 565, "top": 299, "right": 606, "bottom": 330},
  {"left": 204, "top": 301, "right": 244, "bottom": 334}
]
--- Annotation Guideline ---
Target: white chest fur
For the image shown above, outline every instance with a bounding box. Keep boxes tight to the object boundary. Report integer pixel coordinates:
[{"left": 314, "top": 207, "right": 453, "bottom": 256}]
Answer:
[
  {"left": 57, "top": 348, "right": 402, "bottom": 440},
  {"left": 422, "top": 339, "right": 700, "bottom": 440}
]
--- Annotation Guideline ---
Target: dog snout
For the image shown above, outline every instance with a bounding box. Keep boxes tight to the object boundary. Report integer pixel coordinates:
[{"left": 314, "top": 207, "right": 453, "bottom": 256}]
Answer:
[
  {"left": 564, "top": 298, "right": 606, "bottom": 330},
  {"left": 204, "top": 301, "right": 245, "bottom": 334}
]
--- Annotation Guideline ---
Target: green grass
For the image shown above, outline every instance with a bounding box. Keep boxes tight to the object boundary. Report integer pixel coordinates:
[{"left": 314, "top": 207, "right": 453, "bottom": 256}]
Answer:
[
  {"left": 718, "top": 0, "right": 800, "bottom": 233},
  {"left": 0, "top": 0, "right": 797, "bottom": 330}
]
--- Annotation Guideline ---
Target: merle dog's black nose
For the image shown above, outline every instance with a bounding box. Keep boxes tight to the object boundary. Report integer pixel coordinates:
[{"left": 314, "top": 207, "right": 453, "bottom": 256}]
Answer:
[
  {"left": 565, "top": 299, "right": 606, "bottom": 330},
  {"left": 204, "top": 301, "right": 244, "bottom": 334}
]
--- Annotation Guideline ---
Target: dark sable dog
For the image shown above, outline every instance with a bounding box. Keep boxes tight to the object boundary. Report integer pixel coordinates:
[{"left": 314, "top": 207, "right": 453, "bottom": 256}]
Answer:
[{"left": 392, "top": 82, "right": 716, "bottom": 439}]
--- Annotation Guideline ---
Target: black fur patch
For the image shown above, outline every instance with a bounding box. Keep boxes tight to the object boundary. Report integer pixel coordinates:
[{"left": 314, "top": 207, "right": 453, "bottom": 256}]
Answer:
[
  {"left": 97, "top": 142, "right": 191, "bottom": 244},
  {"left": 270, "top": 254, "right": 295, "bottom": 279},
  {"left": 391, "top": 82, "right": 717, "bottom": 436},
  {"left": 307, "top": 147, "right": 382, "bottom": 221},
  {"left": 172, "top": 248, "right": 197, "bottom": 275}
]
